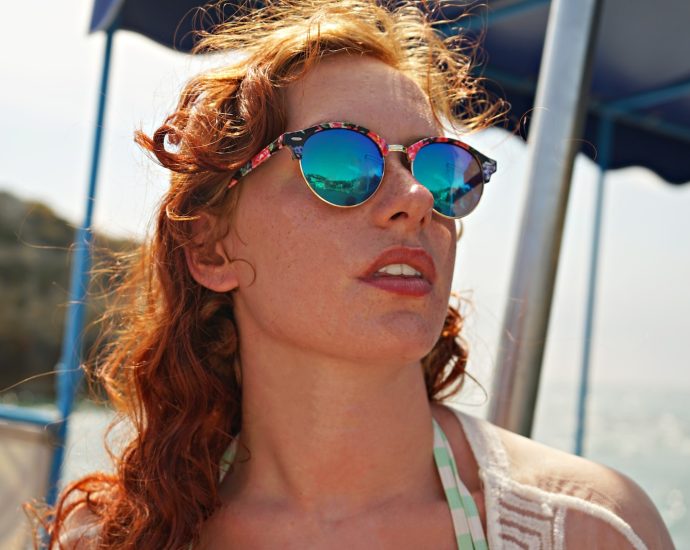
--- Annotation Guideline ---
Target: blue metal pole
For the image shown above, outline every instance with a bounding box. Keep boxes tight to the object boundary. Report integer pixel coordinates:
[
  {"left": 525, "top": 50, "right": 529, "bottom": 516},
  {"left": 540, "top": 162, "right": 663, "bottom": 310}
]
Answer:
[
  {"left": 574, "top": 115, "right": 613, "bottom": 456},
  {"left": 608, "top": 77, "right": 690, "bottom": 112},
  {"left": 45, "top": 25, "right": 116, "bottom": 507}
]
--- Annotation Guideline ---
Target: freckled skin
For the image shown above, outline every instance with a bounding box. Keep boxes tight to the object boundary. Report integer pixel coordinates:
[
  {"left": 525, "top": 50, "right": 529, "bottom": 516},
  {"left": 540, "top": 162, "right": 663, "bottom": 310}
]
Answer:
[{"left": 226, "top": 55, "right": 457, "bottom": 368}]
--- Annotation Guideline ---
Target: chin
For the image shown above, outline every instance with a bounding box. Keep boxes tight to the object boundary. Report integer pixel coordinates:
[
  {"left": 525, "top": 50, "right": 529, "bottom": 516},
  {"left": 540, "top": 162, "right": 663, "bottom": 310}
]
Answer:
[{"left": 360, "top": 314, "right": 443, "bottom": 364}]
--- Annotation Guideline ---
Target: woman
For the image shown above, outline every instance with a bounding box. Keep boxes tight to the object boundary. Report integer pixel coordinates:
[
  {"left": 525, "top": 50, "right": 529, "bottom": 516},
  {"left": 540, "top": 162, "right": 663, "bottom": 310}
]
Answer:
[{"left": 48, "top": 1, "right": 673, "bottom": 548}]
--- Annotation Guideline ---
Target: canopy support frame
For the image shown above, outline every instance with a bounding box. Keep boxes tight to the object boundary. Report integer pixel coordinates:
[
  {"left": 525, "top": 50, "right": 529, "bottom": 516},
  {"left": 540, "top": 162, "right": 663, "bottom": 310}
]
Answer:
[
  {"left": 574, "top": 115, "right": 613, "bottom": 456},
  {"left": 45, "top": 24, "right": 116, "bottom": 508},
  {"left": 489, "top": 0, "right": 605, "bottom": 435}
]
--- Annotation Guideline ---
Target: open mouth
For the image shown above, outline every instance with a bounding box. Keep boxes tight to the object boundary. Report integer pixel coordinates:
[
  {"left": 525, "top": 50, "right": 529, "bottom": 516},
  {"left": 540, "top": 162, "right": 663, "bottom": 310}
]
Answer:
[{"left": 359, "top": 248, "right": 436, "bottom": 296}]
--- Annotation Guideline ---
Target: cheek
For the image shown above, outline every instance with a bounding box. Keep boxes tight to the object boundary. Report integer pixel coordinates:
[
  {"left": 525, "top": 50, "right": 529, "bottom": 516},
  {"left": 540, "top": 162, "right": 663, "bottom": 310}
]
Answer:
[
  {"left": 232, "top": 176, "right": 349, "bottom": 304},
  {"left": 233, "top": 200, "right": 362, "bottom": 355}
]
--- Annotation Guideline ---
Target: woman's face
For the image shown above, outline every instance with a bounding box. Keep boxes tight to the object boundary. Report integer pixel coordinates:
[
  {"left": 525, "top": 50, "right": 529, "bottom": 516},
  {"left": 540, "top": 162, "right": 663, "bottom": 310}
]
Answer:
[{"left": 225, "top": 55, "right": 457, "bottom": 366}]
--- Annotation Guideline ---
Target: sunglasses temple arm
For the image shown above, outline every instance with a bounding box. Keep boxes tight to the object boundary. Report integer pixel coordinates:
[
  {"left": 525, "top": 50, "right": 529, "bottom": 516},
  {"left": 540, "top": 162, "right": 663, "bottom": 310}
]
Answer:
[
  {"left": 228, "top": 134, "right": 287, "bottom": 188},
  {"left": 474, "top": 151, "right": 497, "bottom": 183}
]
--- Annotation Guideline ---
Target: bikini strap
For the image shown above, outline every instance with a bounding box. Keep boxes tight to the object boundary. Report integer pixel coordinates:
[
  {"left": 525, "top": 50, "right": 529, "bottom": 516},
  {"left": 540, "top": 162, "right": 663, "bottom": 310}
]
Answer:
[
  {"left": 433, "top": 418, "right": 488, "bottom": 550},
  {"left": 219, "top": 436, "right": 239, "bottom": 483}
]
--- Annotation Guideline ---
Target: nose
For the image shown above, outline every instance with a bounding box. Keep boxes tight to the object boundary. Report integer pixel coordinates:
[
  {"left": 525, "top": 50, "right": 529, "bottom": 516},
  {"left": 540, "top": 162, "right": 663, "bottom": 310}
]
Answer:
[{"left": 369, "top": 154, "right": 435, "bottom": 230}]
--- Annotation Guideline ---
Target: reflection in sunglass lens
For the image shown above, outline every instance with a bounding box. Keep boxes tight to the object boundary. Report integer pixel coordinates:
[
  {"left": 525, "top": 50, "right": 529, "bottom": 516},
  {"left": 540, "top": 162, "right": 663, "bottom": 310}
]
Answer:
[
  {"left": 300, "top": 129, "right": 384, "bottom": 207},
  {"left": 412, "top": 142, "right": 484, "bottom": 218}
]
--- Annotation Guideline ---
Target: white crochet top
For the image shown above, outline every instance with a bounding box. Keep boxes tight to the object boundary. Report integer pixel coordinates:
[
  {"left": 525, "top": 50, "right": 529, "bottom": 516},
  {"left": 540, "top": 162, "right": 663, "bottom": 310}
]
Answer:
[{"left": 450, "top": 407, "right": 648, "bottom": 550}]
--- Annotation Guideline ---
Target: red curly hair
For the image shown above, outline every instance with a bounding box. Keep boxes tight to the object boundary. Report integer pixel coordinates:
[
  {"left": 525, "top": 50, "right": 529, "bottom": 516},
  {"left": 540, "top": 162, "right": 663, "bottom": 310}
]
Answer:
[{"left": 36, "top": 1, "right": 504, "bottom": 548}]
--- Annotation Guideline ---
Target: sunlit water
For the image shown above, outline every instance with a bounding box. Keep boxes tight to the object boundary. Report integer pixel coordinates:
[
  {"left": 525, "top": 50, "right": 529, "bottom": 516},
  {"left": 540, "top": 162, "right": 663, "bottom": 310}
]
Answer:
[{"left": 58, "top": 381, "right": 688, "bottom": 548}]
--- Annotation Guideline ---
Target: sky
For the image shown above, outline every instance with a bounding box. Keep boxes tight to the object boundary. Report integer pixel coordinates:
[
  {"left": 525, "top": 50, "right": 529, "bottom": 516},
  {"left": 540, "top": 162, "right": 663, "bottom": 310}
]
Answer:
[{"left": 1, "top": 0, "right": 689, "bottom": 407}]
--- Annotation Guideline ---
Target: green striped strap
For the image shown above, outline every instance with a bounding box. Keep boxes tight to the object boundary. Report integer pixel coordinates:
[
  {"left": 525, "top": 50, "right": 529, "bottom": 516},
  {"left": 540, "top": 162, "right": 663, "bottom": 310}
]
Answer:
[
  {"left": 219, "top": 436, "right": 239, "bottom": 482},
  {"left": 433, "top": 418, "right": 488, "bottom": 550}
]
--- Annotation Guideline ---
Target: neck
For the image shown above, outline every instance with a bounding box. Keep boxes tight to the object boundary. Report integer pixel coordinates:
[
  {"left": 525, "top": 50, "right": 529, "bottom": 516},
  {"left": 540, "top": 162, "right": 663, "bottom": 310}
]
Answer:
[{"left": 221, "top": 338, "right": 441, "bottom": 519}]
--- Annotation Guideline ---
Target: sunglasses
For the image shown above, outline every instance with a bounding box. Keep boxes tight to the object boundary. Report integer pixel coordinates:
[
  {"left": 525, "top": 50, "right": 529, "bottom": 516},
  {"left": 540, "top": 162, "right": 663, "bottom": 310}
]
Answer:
[{"left": 229, "top": 122, "right": 497, "bottom": 219}]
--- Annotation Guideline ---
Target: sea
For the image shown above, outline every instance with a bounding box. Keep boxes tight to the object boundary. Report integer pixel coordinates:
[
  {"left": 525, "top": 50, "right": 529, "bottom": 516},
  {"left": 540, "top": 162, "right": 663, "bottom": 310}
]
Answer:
[{"left": 55, "top": 380, "right": 689, "bottom": 548}]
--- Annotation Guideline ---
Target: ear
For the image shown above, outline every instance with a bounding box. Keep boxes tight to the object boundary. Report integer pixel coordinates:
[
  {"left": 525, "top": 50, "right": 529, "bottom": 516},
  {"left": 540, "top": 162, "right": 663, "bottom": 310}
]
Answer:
[{"left": 184, "top": 215, "right": 240, "bottom": 293}]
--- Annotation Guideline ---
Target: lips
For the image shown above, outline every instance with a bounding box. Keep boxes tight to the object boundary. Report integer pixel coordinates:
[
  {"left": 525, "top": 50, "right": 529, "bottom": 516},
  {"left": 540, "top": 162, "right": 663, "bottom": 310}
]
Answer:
[{"left": 359, "top": 247, "right": 437, "bottom": 297}]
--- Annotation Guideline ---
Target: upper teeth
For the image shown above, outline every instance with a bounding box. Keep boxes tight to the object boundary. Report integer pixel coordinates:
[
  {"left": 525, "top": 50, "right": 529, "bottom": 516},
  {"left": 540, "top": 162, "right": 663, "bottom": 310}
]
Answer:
[{"left": 376, "top": 264, "right": 422, "bottom": 277}]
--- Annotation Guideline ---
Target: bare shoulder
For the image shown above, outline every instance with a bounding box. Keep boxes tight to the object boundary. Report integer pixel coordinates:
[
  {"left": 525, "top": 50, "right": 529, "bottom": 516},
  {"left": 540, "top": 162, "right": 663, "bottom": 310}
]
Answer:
[{"left": 493, "top": 424, "right": 675, "bottom": 549}]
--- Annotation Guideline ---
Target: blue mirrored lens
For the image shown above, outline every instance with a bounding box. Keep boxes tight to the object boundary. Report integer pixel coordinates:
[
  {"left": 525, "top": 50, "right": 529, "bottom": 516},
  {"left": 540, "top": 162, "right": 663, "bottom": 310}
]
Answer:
[
  {"left": 412, "top": 142, "right": 483, "bottom": 218},
  {"left": 300, "top": 129, "right": 384, "bottom": 207}
]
